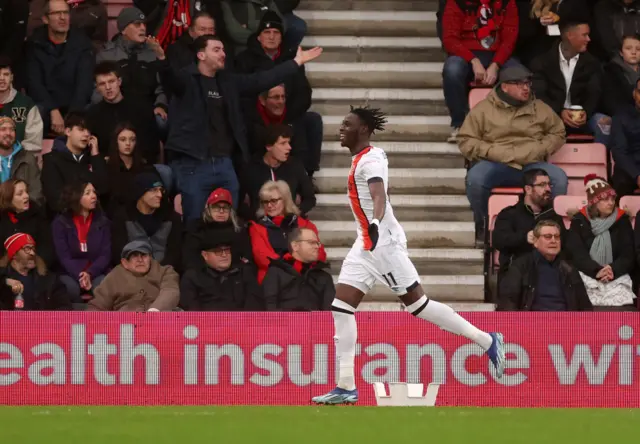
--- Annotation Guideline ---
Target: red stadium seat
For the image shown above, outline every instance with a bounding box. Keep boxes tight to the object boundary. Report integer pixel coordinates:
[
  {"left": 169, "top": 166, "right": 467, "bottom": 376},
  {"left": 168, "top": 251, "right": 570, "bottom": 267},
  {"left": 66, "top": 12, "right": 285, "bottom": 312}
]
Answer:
[
  {"left": 469, "top": 88, "right": 491, "bottom": 109},
  {"left": 620, "top": 196, "right": 640, "bottom": 227},
  {"left": 566, "top": 134, "right": 595, "bottom": 143},
  {"left": 174, "top": 194, "right": 183, "bottom": 216},
  {"left": 491, "top": 187, "right": 523, "bottom": 195},
  {"left": 550, "top": 143, "right": 607, "bottom": 196},
  {"left": 41, "top": 139, "right": 54, "bottom": 155},
  {"left": 553, "top": 195, "right": 588, "bottom": 228}
]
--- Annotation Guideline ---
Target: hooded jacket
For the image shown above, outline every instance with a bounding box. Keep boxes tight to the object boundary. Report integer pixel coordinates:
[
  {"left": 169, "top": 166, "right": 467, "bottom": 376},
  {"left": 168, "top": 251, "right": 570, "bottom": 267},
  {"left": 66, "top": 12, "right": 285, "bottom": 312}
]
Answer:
[
  {"left": 0, "top": 88, "right": 43, "bottom": 153},
  {"left": 458, "top": 88, "right": 566, "bottom": 169},
  {"left": 95, "top": 34, "right": 168, "bottom": 110},
  {"left": 594, "top": 0, "right": 640, "bottom": 59},
  {"left": 0, "top": 202, "right": 54, "bottom": 267},
  {"left": 566, "top": 207, "right": 635, "bottom": 279},
  {"left": 2, "top": 142, "right": 43, "bottom": 205},
  {"left": 261, "top": 254, "right": 334, "bottom": 311},
  {"left": 87, "top": 260, "right": 180, "bottom": 312},
  {"left": 25, "top": 25, "right": 94, "bottom": 112},
  {"left": 41, "top": 137, "right": 109, "bottom": 213}
]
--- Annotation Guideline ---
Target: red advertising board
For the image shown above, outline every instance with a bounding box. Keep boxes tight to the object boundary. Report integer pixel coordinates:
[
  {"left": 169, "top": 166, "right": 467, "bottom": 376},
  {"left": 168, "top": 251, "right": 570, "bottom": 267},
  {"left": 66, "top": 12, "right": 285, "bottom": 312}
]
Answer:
[{"left": 0, "top": 312, "right": 638, "bottom": 407}]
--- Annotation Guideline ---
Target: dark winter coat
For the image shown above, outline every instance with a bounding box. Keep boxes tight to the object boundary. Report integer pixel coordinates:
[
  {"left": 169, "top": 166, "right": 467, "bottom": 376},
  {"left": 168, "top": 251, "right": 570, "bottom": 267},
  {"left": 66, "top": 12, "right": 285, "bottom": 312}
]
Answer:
[
  {"left": 531, "top": 42, "right": 603, "bottom": 118},
  {"left": 180, "top": 262, "right": 262, "bottom": 311},
  {"left": 498, "top": 251, "right": 593, "bottom": 311},
  {"left": 0, "top": 0, "right": 30, "bottom": 85},
  {"left": 158, "top": 58, "right": 300, "bottom": 163},
  {"left": 103, "top": 161, "right": 158, "bottom": 218},
  {"left": 493, "top": 198, "right": 566, "bottom": 271},
  {"left": 0, "top": 256, "right": 71, "bottom": 311},
  {"left": 51, "top": 210, "right": 112, "bottom": 280},
  {"left": 41, "top": 137, "right": 109, "bottom": 213},
  {"left": 219, "top": 0, "right": 285, "bottom": 51},
  {"left": 25, "top": 26, "right": 94, "bottom": 113},
  {"left": 594, "top": 0, "right": 640, "bottom": 60},
  {"left": 182, "top": 219, "right": 253, "bottom": 271},
  {"left": 0, "top": 203, "right": 54, "bottom": 267},
  {"left": 261, "top": 255, "right": 334, "bottom": 311},
  {"left": 566, "top": 207, "right": 635, "bottom": 279},
  {"left": 609, "top": 104, "right": 640, "bottom": 180},
  {"left": 600, "top": 57, "right": 638, "bottom": 117}
]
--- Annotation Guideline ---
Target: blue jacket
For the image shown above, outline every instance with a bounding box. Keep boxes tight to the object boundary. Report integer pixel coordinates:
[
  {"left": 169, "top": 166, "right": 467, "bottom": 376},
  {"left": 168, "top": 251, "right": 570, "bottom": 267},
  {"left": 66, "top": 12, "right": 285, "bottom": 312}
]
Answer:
[
  {"left": 610, "top": 104, "right": 640, "bottom": 180},
  {"left": 159, "top": 58, "right": 299, "bottom": 162}
]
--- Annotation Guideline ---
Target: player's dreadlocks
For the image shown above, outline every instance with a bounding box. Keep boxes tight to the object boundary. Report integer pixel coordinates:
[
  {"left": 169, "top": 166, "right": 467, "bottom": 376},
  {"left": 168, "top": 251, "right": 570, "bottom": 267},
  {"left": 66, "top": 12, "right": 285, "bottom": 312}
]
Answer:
[{"left": 350, "top": 106, "right": 387, "bottom": 135}]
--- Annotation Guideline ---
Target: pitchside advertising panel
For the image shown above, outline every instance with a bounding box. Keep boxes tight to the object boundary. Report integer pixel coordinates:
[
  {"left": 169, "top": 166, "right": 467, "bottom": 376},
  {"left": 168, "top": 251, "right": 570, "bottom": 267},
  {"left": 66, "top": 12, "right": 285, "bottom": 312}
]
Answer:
[{"left": 0, "top": 312, "right": 638, "bottom": 407}]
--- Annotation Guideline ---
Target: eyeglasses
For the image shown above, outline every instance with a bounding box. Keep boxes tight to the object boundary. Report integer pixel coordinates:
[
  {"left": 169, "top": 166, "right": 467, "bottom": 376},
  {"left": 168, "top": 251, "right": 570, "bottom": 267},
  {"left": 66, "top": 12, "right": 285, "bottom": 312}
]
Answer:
[
  {"left": 261, "top": 197, "right": 282, "bottom": 206},
  {"left": 210, "top": 204, "right": 231, "bottom": 213},
  {"left": 48, "top": 10, "right": 70, "bottom": 18},
  {"left": 295, "top": 239, "right": 321, "bottom": 247},
  {"left": 22, "top": 246, "right": 35, "bottom": 254},
  {"left": 506, "top": 80, "right": 532, "bottom": 88},
  {"left": 539, "top": 234, "right": 561, "bottom": 240},
  {"left": 209, "top": 247, "right": 232, "bottom": 256},
  {"left": 531, "top": 181, "right": 552, "bottom": 188}
]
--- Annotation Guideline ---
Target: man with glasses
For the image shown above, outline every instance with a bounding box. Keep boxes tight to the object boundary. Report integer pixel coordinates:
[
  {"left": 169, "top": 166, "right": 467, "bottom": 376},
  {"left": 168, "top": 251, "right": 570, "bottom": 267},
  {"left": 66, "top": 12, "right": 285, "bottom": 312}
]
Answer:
[
  {"left": 179, "top": 228, "right": 261, "bottom": 311},
  {"left": 261, "top": 227, "right": 333, "bottom": 311},
  {"left": 493, "top": 169, "right": 566, "bottom": 276},
  {"left": 25, "top": 0, "right": 94, "bottom": 135},
  {"left": 458, "top": 65, "right": 568, "bottom": 245},
  {"left": 498, "top": 219, "right": 592, "bottom": 311}
]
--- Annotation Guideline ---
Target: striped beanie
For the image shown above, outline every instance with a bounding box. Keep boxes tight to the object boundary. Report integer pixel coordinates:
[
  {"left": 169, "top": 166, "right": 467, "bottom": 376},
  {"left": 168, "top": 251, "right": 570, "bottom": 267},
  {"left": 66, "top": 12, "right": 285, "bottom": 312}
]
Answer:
[
  {"left": 4, "top": 233, "right": 35, "bottom": 260},
  {"left": 584, "top": 174, "right": 616, "bottom": 206}
]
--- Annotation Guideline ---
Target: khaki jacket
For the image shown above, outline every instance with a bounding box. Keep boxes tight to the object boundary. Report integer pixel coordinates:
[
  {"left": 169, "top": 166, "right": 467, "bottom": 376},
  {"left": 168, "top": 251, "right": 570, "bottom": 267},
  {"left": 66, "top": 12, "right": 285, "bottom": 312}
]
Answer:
[
  {"left": 458, "top": 89, "right": 566, "bottom": 170},
  {"left": 87, "top": 260, "right": 180, "bottom": 312}
]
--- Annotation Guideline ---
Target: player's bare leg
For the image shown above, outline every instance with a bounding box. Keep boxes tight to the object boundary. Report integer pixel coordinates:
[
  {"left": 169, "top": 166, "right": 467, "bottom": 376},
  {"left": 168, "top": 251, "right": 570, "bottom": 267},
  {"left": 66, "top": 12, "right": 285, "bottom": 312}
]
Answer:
[
  {"left": 399, "top": 284, "right": 505, "bottom": 377},
  {"left": 311, "top": 283, "right": 364, "bottom": 405}
]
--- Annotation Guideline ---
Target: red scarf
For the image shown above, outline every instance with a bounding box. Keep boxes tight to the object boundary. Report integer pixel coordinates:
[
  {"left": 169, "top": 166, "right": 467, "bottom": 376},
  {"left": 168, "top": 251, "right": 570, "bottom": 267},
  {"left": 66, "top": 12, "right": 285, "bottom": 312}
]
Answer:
[
  {"left": 8, "top": 212, "right": 17, "bottom": 224},
  {"left": 257, "top": 99, "right": 286, "bottom": 125},
  {"left": 73, "top": 212, "right": 93, "bottom": 253},
  {"left": 271, "top": 215, "right": 285, "bottom": 226},
  {"left": 156, "top": 0, "right": 191, "bottom": 49}
]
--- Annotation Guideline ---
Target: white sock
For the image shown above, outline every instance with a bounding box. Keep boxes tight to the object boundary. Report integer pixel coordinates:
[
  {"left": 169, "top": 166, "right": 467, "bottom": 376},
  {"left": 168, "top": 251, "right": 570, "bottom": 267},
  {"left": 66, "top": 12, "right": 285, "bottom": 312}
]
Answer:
[
  {"left": 406, "top": 295, "right": 493, "bottom": 350},
  {"left": 332, "top": 299, "right": 357, "bottom": 391}
]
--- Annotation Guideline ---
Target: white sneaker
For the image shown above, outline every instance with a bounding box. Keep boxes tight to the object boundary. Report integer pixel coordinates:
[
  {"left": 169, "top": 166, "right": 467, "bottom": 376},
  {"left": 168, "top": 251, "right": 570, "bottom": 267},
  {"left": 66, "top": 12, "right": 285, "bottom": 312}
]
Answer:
[{"left": 447, "top": 127, "right": 460, "bottom": 143}]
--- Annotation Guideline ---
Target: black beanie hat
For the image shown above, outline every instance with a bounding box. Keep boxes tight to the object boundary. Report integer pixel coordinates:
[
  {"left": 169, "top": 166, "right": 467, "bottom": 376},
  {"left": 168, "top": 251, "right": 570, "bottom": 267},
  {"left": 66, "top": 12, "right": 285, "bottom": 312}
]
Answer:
[
  {"left": 257, "top": 10, "right": 284, "bottom": 36},
  {"left": 133, "top": 171, "right": 164, "bottom": 203}
]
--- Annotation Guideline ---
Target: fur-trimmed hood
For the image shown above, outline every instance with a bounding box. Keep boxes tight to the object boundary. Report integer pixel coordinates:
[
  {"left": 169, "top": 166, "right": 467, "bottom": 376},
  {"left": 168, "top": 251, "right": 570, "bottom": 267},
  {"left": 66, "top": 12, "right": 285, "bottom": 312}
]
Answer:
[{"left": 0, "top": 255, "right": 48, "bottom": 276}]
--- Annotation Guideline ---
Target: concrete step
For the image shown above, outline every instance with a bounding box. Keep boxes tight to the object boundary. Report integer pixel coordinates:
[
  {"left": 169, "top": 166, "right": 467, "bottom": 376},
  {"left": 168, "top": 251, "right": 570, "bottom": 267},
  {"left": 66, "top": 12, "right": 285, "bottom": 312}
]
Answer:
[
  {"left": 306, "top": 62, "right": 443, "bottom": 88},
  {"left": 314, "top": 167, "right": 465, "bottom": 194},
  {"left": 309, "top": 194, "right": 472, "bottom": 222},
  {"left": 322, "top": 115, "right": 451, "bottom": 142},
  {"left": 330, "top": 275, "right": 484, "bottom": 302},
  {"left": 317, "top": 221, "right": 474, "bottom": 248},
  {"left": 319, "top": 141, "right": 464, "bottom": 169},
  {"left": 303, "top": 36, "right": 444, "bottom": 63},
  {"left": 358, "top": 302, "right": 496, "bottom": 311},
  {"left": 326, "top": 247, "right": 484, "bottom": 275},
  {"left": 311, "top": 88, "right": 447, "bottom": 116},
  {"left": 297, "top": 10, "right": 436, "bottom": 37},
  {"left": 301, "top": 0, "right": 438, "bottom": 11}
]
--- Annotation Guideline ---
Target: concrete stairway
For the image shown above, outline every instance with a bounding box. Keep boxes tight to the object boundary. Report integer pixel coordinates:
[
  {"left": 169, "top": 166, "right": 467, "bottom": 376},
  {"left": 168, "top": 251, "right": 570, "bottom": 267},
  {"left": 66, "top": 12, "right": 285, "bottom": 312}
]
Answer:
[{"left": 299, "top": 1, "right": 494, "bottom": 311}]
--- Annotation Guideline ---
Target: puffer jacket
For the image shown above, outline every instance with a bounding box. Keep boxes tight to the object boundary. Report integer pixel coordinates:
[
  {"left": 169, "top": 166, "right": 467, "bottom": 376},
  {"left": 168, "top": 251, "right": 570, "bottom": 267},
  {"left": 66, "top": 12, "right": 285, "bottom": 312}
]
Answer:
[{"left": 458, "top": 88, "right": 565, "bottom": 169}]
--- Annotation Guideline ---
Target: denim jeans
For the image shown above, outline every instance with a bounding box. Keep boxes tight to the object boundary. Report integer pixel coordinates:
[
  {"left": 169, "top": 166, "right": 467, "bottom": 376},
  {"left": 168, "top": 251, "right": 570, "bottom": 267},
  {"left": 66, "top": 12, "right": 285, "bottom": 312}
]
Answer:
[
  {"left": 153, "top": 164, "right": 174, "bottom": 195},
  {"left": 283, "top": 13, "right": 307, "bottom": 49},
  {"left": 60, "top": 274, "right": 106, "bottom": 303},
  {"left": 442, "top": 51, "right": 521, "bottom": 128},
  {"left": 292, "top": 111, "right": 323, "bottom": 174},
  {"left": 587, "top": 112, "right": 611, "bottom": 147},
  {"left": 171, "top": 156, "right": 239, "bottom": 222},
  {"left": 466, "top": 160, "right": 569, "bottom": 225}
]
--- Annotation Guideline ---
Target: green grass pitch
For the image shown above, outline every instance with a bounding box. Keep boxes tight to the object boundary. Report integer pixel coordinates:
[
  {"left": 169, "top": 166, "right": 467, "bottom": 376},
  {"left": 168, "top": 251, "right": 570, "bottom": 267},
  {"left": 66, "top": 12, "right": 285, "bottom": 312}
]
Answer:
[{"left": 0, "top": 407, "right": 638, "bottom": 443}]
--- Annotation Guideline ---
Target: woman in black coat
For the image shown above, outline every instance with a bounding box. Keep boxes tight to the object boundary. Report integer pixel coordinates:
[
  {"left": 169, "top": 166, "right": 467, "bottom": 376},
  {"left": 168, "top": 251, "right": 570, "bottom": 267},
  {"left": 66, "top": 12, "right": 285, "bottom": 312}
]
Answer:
[{"left": 0, "top": 179, "right": 54, "bottom": 267}]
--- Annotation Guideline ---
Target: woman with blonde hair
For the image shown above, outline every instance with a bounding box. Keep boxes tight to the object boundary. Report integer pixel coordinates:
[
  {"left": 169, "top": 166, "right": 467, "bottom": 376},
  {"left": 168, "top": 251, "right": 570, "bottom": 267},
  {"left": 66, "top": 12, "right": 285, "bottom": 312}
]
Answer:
[{"left": 249, "top": 180, "right": 326, "bottom": 283}]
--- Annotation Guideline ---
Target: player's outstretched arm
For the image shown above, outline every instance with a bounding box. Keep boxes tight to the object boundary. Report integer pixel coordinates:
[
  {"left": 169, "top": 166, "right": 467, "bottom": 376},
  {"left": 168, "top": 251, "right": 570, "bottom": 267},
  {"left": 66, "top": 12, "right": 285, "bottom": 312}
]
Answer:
[{"left": 367, "top": 178, "right": 386, "bottom": 251}]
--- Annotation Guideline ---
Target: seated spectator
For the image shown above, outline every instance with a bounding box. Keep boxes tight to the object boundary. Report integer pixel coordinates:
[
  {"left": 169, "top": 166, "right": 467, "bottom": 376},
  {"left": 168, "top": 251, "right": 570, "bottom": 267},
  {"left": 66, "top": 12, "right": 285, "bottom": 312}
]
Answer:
[
  {"left": 249, "top": 180, "right": 325, "bottom": 283},
  {"left": 166, "top": 11, "right": 217, "bottom": 72},
  {"left": 0, "top": 58, "right": 43, "bottom": 153},
  {"left": 183, "top": 187, "right": 252, "bottom": 271},
  {"left": 0, "top": 233, "right": 71, "bottom": 311},
  {"left": 274, "top": 0, "right": 307, "bottom": 50},
  {"left": 441, "top": 0, "right": 520, "bottom": 142},
  {"left": 26, "top": 0, "right": 94, "bottom": 136},
  {"left": 180, "top": 228, "right": 260, "bottom": 311},
  {"left": 52, "top": 182, "right": 110, "bottom": 302},
  {"left": 0, "top": 0, "right": 29, "bottom": 90},
  {"left": 111, "top": 171, "right": 183, "bottom": 270},
  {"left": 88, "top": 240, "right": 179, "bottom": 312},
  {"left": 593, "top": 0, "right": 640, "bottom": 61},
  {"left": 610, "top": 78, "right": 640, "bottom": 196},
  {"left": 601, "top": 35, "right": 640, "bottom": 119},
  {"left": 567, "top": 175, "right": 636, "bottom": 307},
  {"left": 262, "top": 227, "right": 333, "bottom": 311},
  {"left": 493, "top": 169, "right": 566, "bottom": 274},
  {"left": 95, "top": 7, "right": 168, "bottom": 133},
  {"left": 498, "top": 220, "right": 592, "bottom": 311},
  {"left": 531, "top": 18, "right": 605, "bottom": 144},
  {"left": 103, "top": 123, "right": 172, "bottom": 217},
  {"left": 41, "top": 112, "right": 108, "bottom": 213},
  {"left": 0, "top": 117, "right": 43, "bottom": 204},
  {"left": 458, "top": 66, "right": 567, "bottom": 244},
  {"left": 0, "top": 180, "right": 53, "bottom": 267},
  {"left": 220, "top": 0, "right": 285, "bottom": 54},
  {"left": 242, "top": 123, "right": 316, "bottom": 218},
  {"left": 86, "top": 62, "right": 160, "bottom": 164}
]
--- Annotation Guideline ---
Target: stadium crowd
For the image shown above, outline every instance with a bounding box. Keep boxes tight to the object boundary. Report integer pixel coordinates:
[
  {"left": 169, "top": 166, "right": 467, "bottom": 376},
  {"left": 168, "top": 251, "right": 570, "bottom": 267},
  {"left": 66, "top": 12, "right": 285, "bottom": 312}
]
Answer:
[{"left": 1, "top": 0, "right": 640, "bottom": 312}]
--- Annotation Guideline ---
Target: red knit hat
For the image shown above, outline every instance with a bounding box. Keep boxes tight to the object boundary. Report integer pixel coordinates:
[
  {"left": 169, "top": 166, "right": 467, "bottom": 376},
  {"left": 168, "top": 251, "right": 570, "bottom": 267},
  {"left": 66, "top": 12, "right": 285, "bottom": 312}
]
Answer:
[
  {"left": 4, "top": 233, "right": 35, "bottom": 260},
  {"left": 584, "top": 174, "right": 616, "bottom": 206}
]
